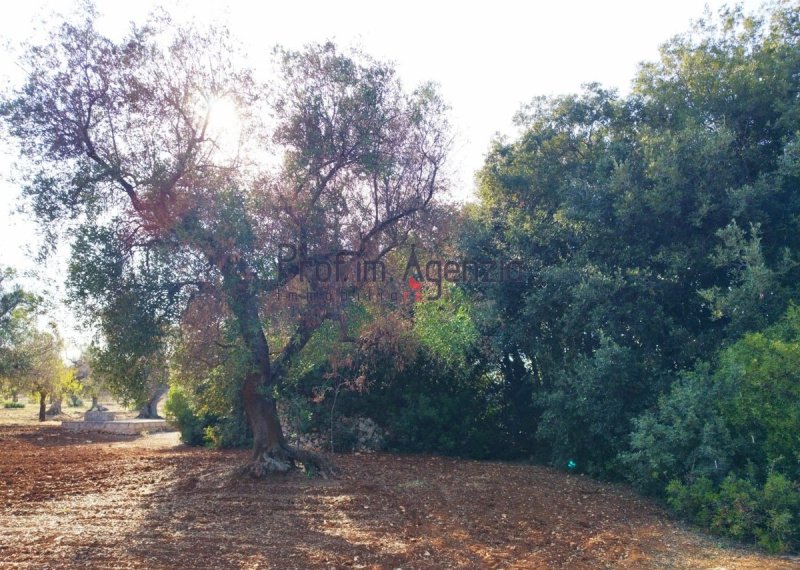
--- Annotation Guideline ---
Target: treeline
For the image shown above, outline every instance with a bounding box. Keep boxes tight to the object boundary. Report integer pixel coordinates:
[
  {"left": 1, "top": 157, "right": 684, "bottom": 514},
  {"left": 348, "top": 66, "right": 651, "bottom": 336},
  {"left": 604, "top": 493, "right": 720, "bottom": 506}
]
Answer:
[
  {"left": 452, "top": 2, "right": 800, "bottom": 551},
  {"left": 226, "top": 2, "right": 799, "bottom": 551},
  {"left": 464, "top": 2, "right": 800, "bottom": 552},
  {"left": 0, "top": 269, "right": 90, "bottom": 419}
]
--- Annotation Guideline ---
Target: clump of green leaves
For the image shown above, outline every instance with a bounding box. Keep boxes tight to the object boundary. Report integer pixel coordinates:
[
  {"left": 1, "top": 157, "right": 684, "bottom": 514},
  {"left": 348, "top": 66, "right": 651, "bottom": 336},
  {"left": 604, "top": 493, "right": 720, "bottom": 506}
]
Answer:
[
  {"left": 667, "top": 473, "right": 800, "bottom": 553},
  {"left": 626, "top": 305, "right": 800, "bottom": 552},
  {"left": 620, "top": 364, "right": 733, "bottom": 494},
  {"left": 164, "top": 386, "right": 213, "bottom": 447}
]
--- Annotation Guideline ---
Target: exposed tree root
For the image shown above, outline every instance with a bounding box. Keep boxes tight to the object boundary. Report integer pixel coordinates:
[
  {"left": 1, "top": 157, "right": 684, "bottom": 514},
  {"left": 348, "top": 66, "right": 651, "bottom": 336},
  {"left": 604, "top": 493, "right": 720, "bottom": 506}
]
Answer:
[{"left": 236, "top": 444, "right": 339, "bottom": 479}]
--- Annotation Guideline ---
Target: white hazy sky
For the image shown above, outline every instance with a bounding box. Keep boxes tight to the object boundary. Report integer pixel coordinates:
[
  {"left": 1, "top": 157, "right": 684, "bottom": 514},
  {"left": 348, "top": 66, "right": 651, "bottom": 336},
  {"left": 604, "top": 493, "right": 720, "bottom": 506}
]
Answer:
[{"left": 0, "top": 0, "right": 764, "bottom": 353}]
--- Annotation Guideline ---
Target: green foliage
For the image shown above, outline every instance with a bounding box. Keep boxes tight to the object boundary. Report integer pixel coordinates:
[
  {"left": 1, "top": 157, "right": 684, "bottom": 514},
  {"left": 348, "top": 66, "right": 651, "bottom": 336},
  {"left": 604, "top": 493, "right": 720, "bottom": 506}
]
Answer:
[
  {"left": 280, "top": 393, "right": 317, "bottom": 437},
  {"left": 536, "top": 336, "right": 652, "bottom": 477},
  {"left": 69, "top": 225, "right": 179, "bottom": 409},
  {"left": 167, "top": 330, "right": 253, "bottom": 449},
  {"left": 627, "top": 305, "right": 800, "bottom": 550},
  {"left": 164, "top": 380, "right": 251, "bottom": 449},
  {"left": 164, "top": 386, "right": 216, "bottom": 447},
  {"left": 1, "top": 322, "right": 73, "bottom": 413},
  {"left": 759, "top": 472, "right": 800, "bottom": 553},
  {"left": 712, "top": 475, "right": 762, "bottom": 542},
  {"left": 413, "top": 288, "right": 478, "bottom": 370},
  {"left": 715, "top": 304, "right": 800, "bottom": 480},
  {"left": 667, "top": 472, "right": 800, "bottom": 553},
  {"left": 450, "top": 2, "right": 800, "bottom": 551},
  {"left": 353, "top": 351, "right": 498, "bottom": 457},
  {"left": 622, "top": 364, "right": 733, "bottom": 494},
  {"left": 3, "top": 401, "right": 25, "bottom": 409},
  {"left": 328, "top": 289, "right": 502, "bottom": 457},
  {"left": 0, "top": 267, "right": 41, "bottom": 387},
  {"left": 626, "top": 306, "right": 800, "bottom": 489},
  {"left": 666, "top": 476, "right": 718, "bottom": 528},
  {"left": 699, "top": 222, "right": 791, "bottom": 337},
  {"left": 206, "top": 399, "right": 251, "bottom": 449},
  {"left": 277, "top": 293, "right": 503, "bottom": 458},
  {"left": 462, "top": 1, "right": 800, "bottom": 481}
]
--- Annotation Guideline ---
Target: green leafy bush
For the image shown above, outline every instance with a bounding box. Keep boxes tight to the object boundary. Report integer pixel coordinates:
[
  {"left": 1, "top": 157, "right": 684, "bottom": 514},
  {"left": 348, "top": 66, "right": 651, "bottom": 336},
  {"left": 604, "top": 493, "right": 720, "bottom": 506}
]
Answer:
[
  {"left": 164, "top": 385, "right": 250, "bottom": 448},
  {"left": 715, "top": 305, "right": 800, "bottom": 481},
  {"left": 205, "top": 402, "right": 251, "bottom": 449},
  {"left": 759, "top": 473, "right": 800, "bottom": 553},
  {"left": 3, "top": 401, "right": 25, "bottom": 409},
  {"left": 164, "top": 386, "right": 214, "bottom": 446},
  {"left": 622, "top": 364, "right": 733, "bottom": 494},
  {"left": 667, "top": 473, "right": 800, "bottom": 553},
  {"left": 627, "top": 306, "right": 800, "bottom": 552},
  {"left": 537, "top": 337, "right": 653, "bottom": 477},
  {"left": 358, "top": 352, "right": 500, "bottom": 458},
  {"left": 281, "top": 293, "right": 504, "bottom": 459},
  {"left": 666, "top": 476, "right": 717, "bottom": 527}
]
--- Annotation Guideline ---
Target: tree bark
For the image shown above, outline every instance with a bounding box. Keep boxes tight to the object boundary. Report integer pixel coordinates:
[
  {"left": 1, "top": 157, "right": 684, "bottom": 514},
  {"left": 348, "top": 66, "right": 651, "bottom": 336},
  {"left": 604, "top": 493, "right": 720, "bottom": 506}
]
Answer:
[
  {"left": 45, "top": 397, "right": 62, "bottom": 416},
  {"left": 222, "top": 261, "right": 336, "bottom": 478},
  {"left": 38, "top": 392, "right": 47, "bottom": 422},
  {"left": 228, "top": 274, "right": 288, "bottom": 459},
  {"left": 137, "top": 383, "right": 169, "bottom": 419},
  {"left": 241, "top": 371, "right": 286, "bottom": 457},
  {"left": 87, "top": 396, "right": 108, "bottom": 412},
  {"left": 11, "top": 392, "right": 18, "bottom": 403}
]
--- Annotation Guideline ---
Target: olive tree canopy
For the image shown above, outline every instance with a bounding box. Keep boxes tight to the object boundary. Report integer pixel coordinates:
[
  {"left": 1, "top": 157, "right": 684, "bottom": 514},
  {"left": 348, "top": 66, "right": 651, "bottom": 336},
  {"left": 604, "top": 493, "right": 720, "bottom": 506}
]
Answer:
[{"left": 1, "top": 10, "right": 451, "bottom": 475}]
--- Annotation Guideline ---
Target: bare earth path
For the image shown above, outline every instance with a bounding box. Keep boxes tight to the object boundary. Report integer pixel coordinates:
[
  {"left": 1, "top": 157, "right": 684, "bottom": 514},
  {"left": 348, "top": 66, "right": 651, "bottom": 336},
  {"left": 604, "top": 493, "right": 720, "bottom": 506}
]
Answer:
[{"left": 0, "top": 425, "right": 797, "bottom": 569}]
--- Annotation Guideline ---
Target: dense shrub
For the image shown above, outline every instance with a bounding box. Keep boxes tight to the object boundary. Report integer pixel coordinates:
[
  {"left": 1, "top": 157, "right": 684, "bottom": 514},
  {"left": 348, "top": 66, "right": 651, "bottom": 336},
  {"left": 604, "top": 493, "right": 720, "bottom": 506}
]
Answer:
[
  {"left": 308, "top": 347, "right": 502, "bottom": 458},
  {"left": 164, "top": 386, "right": 212, "bottom": 446},
  {"left": 378, "top": 368, "right": 497, "bottom": 456},
  {"left": 536, "top": 337, "right": 653, "bottom": 477},
  {"left": 275, "top": 290, "right": 509, "bottom": 458},
  {"left": 621, "top": 364, "right": 733, "bottom": 494},
  {"left": 202, "top": 400, "right": 251, "bottom": 449},
  {"left": 667, "top": 472, "right": 800, "bottom": 553},
  {"left": 164, "top": 384, "right": 250, "bottom": 449},
  {"left": 715, "top": 306, "right": 800, "bottom": 482},
  {"left": 626, "top": 306, "right": 800, "bottom": 552},
  {"left": 3, "top": 401, "right": 25, "bottom": 409}
]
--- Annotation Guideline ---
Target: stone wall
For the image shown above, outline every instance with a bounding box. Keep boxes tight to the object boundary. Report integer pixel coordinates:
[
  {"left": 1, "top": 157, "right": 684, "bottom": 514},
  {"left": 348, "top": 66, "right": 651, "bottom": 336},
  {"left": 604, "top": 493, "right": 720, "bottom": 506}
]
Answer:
[{"left": 61, "top": 419, "right": 175, "bottom": 435}]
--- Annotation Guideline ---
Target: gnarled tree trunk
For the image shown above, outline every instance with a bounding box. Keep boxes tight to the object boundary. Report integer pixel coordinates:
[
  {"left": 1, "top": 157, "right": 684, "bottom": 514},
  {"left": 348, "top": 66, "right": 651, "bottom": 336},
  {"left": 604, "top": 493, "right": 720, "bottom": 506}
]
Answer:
[
  {"left": 45, "top": 397, "right": 62, "bottom": 417},
  {"left": 137, "top": 383, "right": 169, "bottom": 419},
  {"left": 222, "top": 262, "right": 336, "bottom": 478}
]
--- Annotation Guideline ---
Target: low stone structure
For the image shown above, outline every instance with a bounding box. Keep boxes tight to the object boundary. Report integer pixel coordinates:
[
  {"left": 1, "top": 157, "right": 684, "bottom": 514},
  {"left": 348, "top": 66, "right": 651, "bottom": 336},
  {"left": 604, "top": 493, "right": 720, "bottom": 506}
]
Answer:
[
  {"left": 291, "top": 416, "right": 386, "bottom": 452},
  {"left": 84, "top": 410, "right": 116, "bottom": 422},
  {"left": 61, "top": 418, "right": 175, "bottom": 435}
]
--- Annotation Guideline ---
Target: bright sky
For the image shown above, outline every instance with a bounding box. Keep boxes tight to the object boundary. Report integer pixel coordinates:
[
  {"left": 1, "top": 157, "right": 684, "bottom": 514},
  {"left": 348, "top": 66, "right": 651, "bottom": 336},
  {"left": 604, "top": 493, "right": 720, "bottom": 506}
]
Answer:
[{"left": 0, "top": 0, "right": 765, "bottom": 354}]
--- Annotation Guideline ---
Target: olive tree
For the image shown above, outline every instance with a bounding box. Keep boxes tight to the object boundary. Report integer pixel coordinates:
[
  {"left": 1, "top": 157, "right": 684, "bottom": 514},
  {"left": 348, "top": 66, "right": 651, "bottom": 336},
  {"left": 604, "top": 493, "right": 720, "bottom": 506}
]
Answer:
[{"left": 1, "top": 11, "right": 449, "bottom": 475}]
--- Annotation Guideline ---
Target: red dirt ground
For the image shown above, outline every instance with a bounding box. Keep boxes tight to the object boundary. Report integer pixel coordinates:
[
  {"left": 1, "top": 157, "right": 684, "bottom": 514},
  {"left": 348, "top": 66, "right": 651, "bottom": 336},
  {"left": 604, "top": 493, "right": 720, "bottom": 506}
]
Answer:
[{"left": 1, "top": 424, "right": 798, "bottom": 569}]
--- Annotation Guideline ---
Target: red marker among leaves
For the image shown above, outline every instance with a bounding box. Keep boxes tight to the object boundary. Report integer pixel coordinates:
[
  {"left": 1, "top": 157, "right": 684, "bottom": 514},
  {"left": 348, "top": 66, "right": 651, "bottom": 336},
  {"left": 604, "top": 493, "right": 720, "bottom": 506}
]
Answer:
[{"left": 404, "top": 276, "right": 423, "bottom": 302}]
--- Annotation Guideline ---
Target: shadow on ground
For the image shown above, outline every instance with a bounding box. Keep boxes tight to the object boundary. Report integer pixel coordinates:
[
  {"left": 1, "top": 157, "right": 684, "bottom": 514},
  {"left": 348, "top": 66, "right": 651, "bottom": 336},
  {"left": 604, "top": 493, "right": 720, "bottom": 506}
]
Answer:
[{"left": 1, "top": 425, "right": 798, "bottom": 569}]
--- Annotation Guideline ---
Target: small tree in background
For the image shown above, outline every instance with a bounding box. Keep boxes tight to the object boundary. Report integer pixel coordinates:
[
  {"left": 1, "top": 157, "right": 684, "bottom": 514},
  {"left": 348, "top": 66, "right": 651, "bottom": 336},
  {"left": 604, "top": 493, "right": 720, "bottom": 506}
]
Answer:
[
  {"left": 0, "top": 267, "right": 40, "bottom": 402},
  {"left": 6, "top": 326, "right": 71, "bottom": 421}
]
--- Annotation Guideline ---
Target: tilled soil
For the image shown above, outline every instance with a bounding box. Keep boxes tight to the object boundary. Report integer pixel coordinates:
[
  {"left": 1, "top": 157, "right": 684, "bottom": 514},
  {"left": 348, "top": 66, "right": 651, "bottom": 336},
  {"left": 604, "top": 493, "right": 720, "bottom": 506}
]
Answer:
[{"left": 0, "top": 425, "right": 797, "bottom": 569}]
